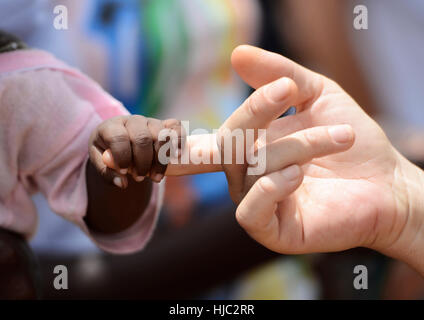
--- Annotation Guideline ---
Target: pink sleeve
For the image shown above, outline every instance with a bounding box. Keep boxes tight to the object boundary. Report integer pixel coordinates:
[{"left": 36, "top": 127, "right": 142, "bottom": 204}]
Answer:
[
  {"left": 33, "top": 113, "right": 164, "bottom": 255},
  {"left": 0, "top": 68, "right": 162, "bottom": 254}
]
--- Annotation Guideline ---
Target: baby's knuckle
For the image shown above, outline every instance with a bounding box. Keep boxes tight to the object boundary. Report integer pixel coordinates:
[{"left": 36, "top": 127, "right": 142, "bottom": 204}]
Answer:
[
  {"left": 133, "top": 134, "right": 152, "bottom": 147},
  {"left": 96, "top": 122, "right": 108, "bottom": 135},
  {"left": 128, "top": 115, "right": 147, "bottom": 127},
  {"left": 130, "top": 115, "right": 146, "bottom": 122},
  {"left": 164, "top": 118, "right": 181, "bottom": 128},
  {"left": 107, "top": 134, "right": 129, "bottom": 145}
]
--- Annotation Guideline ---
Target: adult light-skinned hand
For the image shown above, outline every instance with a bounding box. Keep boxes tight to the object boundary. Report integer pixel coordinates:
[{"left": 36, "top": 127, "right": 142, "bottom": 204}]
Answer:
[
  {"left": 227, "top": 45, "right": 424, "bottom": 275},
  {"left": 102, "top": 45, "right": 424, "bottom": 275}
]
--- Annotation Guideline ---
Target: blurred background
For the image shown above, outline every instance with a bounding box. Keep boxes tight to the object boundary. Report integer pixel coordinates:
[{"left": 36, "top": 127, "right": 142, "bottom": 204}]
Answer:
[{"left": 0, "top": 0, "right": 423, "bottom": 299}]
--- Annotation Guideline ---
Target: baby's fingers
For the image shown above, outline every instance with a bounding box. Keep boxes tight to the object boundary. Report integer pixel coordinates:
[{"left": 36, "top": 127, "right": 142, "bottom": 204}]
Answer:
[
  {"left": 90, "top": 145, "right": 128, "bottom": 189},
  {"left": 97, "top": 117, "right": 132, "bottom": 174},
  {"left": 125, "top": 116, "right": 154, "bottom": 180},
  {"left": 148, "top": 118, "right": 174, "bottom": 182}
]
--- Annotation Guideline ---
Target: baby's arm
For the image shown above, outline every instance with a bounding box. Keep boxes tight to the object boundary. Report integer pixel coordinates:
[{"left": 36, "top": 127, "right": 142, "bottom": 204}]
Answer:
[
  {"left": 0, "top": 228, "right": 40, "bottom": 299},
  {"left": 85, "top": 159, "right": 155, "bottom": 235}
]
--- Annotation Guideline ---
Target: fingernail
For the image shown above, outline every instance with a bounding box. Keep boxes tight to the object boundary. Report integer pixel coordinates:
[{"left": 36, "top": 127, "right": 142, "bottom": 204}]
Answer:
[
  {"left": 281, "top": 165, "right": 301, "bottom": 181},
  {"left": 328, "top": 125, "right": 354, "bottom": 144},
  {"left": 113, "top": 177, "right": 123, "bottom": 188},
  {"left": 120, "top": 168, "right": 128, "bottom": 175},
  {"left": 135, "top": 176, "right": 145, "bottom": 182},
  {"left": 267, "top": 77, "right": 291, "bottom": 103}
]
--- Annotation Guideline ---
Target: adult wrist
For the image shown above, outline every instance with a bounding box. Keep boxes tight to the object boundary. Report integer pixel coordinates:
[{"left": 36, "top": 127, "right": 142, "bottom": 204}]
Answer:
[{"left": 384, "top": 154, "right": 424, "bottom": 275}]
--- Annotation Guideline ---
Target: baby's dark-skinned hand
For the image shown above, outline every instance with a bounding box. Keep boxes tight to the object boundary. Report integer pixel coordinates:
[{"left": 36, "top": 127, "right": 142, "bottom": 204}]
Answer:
[{"left": 89, "top": 115, "right": 184, "bottom": 188}]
